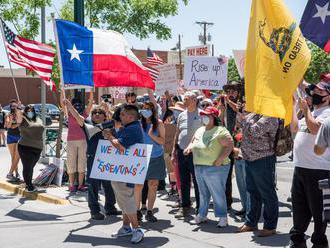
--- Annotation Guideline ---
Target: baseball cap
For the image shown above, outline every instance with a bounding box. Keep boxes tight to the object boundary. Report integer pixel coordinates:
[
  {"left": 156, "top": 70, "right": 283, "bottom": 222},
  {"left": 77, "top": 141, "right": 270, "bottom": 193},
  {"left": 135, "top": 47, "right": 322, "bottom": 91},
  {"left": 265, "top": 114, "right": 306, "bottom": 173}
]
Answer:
[
  {"left": 305, "top": 81, "right": 330, "bottom": 96},
  {"left": 320, "top": 74, "right": 330, "bottom": 80},
  {"left": 200, "top": 106, "right": 220, "bottom": 117}
]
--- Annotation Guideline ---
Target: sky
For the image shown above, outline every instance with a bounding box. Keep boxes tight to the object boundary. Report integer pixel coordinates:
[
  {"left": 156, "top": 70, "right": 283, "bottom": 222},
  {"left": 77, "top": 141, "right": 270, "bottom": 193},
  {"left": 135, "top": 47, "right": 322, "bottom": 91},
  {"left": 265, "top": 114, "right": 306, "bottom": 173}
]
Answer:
[{"left": 0, "top": 0, "right": 309, "bottom": 68}]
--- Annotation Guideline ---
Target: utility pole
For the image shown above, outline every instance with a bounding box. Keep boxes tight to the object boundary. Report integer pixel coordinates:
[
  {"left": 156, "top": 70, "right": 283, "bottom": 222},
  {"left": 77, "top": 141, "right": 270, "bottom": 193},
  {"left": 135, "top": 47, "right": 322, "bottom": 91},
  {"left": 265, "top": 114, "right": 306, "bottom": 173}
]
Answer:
[
  {"left": 41, "top": 6, "right": 47, "bottom": 161},
  {"left": 178, "top": 34, "right": 183, "bottom": 80},
  {"left": 196, "top": 21, "right": 214, "bottom": 45},
  {"left": 74, "top": 0, "right": 85, "bottom": 107}
]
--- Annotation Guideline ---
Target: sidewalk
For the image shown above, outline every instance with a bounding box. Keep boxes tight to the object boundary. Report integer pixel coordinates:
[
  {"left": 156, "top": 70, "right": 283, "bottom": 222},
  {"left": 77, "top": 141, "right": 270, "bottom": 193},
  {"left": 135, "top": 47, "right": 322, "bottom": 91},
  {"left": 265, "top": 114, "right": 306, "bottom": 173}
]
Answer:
[{"left": 0, "top": 135, "right": 76, "bottom": 204}]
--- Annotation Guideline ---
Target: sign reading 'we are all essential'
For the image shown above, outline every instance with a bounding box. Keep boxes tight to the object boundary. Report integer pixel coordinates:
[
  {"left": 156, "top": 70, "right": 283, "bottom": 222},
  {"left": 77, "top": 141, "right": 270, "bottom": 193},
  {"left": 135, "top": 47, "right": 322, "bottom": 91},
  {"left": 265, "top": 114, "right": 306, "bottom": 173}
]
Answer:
[
  {"left": 90, "top": 140, "right": 153, "bottom": 184},
  {"left": 184, "top": 56, "right": 228, "bottom": 90}
]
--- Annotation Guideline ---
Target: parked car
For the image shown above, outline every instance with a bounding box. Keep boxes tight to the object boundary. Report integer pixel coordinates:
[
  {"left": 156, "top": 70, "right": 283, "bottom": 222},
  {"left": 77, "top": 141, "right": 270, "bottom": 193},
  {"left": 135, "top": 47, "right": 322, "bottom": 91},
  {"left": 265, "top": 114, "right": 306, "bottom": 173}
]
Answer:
[{"left": 32, "top": 104, "right": 60, "bottom": 120}]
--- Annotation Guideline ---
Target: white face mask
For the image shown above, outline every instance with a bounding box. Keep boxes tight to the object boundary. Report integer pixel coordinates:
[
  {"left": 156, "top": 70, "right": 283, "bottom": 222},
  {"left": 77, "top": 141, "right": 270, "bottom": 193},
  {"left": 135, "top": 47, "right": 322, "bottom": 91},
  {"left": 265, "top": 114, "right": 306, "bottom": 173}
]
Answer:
[
  {"left": 201, "top": 116, "right": 210, "bottom": 125},
  {"left": 140, "top": 109, "right": 153, "bottom": 119},
  {"left": 27, "top": 112, "right": 35, "bottom": 119}
]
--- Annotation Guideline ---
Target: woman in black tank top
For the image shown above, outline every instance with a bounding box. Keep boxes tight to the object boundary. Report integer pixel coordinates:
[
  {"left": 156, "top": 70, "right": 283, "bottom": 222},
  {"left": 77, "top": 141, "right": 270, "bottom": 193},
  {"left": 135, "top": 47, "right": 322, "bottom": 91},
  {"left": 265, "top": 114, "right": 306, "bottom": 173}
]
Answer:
[{"left": 4, "top": 100, "right": 21, "bottom": 182}]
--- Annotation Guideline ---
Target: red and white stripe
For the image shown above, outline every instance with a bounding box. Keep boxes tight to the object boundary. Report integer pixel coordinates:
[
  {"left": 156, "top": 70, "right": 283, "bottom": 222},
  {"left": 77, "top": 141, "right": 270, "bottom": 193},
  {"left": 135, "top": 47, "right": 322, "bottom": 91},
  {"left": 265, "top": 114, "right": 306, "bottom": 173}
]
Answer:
[
  {"left": 147, "top": 53, "right": 164, "bottom": 66},
  {"left": 5, "top": 35, "right": 56, "bottom": 91}
]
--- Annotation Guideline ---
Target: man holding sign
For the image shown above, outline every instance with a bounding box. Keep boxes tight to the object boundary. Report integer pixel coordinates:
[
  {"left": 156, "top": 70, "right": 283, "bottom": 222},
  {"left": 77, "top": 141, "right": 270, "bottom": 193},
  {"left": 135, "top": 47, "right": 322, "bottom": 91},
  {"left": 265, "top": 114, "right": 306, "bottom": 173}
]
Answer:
[{"left": 103, "top": 104, "right": 145, "bottom": 244}]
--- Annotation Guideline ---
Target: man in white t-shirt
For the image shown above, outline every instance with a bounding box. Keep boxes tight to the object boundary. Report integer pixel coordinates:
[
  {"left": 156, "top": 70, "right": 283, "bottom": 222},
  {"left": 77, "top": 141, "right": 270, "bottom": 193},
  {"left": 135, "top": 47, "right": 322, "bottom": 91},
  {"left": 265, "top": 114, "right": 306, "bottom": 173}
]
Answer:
[{"left": 289, "top": 81, "right": 330, "bottom": 248}]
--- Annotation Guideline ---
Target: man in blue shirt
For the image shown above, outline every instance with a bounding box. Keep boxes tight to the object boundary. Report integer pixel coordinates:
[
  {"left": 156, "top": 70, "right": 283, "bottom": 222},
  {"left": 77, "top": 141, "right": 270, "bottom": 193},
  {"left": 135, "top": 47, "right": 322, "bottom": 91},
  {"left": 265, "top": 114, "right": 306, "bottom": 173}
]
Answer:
[{"left": 103, "top": 104, "right": 145, "bottom": 244}]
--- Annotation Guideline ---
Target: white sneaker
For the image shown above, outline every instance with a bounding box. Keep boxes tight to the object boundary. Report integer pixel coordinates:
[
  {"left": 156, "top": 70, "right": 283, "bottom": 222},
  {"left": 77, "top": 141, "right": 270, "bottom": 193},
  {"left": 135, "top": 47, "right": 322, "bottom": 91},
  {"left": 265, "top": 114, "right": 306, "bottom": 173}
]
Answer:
[
  {"left": 217, "top": 217, "right": 228, "bottom": 228},
  {"left": 111, "top": 226, "right": 133, "bottom": 238},
  {"left": 131, "top": 228, "right": 144, "bottom": 244},
  {"left": 191, "top": 215, "right": 208, "bottom": 225}
]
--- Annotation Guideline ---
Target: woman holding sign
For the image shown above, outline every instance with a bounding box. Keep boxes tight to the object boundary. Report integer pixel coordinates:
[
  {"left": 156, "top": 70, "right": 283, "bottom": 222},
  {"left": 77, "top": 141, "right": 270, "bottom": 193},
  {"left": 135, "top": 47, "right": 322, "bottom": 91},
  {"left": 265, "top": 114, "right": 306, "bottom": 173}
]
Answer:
[
  {"left": 184, "top": 106, "right": 233, "bottom": 228},
  {"left": 135, "top": 102, "right": 166, "bottom": 223}
]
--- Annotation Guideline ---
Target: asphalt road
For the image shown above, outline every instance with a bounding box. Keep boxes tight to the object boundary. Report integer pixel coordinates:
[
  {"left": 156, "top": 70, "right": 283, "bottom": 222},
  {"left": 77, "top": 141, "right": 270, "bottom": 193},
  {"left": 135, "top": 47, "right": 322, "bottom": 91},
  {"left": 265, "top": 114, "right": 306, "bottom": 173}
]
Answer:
[{"left": 2, "top": 154, "right": 328, "bottom": 248}]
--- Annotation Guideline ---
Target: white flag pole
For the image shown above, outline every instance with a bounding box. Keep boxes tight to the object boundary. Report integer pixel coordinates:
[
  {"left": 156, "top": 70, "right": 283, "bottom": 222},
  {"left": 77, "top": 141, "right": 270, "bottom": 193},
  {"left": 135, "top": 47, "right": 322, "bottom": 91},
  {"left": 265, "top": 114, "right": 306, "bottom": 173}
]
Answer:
[
  {"left": 51, "top": 14, "right": 68, "bottom": 115},
  {"left": 0, "top": 18, "right": 20, "bottom": 102}
]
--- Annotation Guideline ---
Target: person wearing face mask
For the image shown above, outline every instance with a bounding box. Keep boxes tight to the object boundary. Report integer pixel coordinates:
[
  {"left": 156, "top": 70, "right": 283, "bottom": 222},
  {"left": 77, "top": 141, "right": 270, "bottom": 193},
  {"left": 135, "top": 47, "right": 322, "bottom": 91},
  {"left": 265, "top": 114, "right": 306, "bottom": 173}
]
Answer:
[
  {"left": 15, "top": 105, "right": 44, "bottom": 192},
  {"left": 289, "top": 81, "right": 330, "bottom": 248},
  {"left": 63, "top": 99, "right": 121, "bottom": 220},
  {"left": 135, "top": 102, "right": 166, "bottom": 223},
  {"left": 184, "top": 106, "right": 233, "bottom": 227},
  {"left": 62, "top": 93, "right": 94, "bottom": 193},
  {"left": 4, "top": 99, "right": 22, "bottom": 182},
  {"left": 0, "top": 104, "right": 6, "bottom": 147}
]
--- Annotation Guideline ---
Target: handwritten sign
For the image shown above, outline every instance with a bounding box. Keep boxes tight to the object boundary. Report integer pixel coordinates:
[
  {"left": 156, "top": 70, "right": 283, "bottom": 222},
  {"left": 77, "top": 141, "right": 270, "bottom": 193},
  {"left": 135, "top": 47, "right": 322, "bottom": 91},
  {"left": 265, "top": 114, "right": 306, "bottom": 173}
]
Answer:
[
  {"left": 184, "top": 56, "right": 228, "bottom": 90},
  {"left": 232, "top": 50, "right": 245, "bottom": 78},
  {"left": 155, "top": 64, "right": 178, "bottom": 95},
  {"left": 107, "top": 87, "right": 128, "bottom": 100},
  {"left": 186, "top": 45, "right": 211, "bottom": 57},
  {"left": 90, "top": 140, "right": 152, "bottom": 184}
]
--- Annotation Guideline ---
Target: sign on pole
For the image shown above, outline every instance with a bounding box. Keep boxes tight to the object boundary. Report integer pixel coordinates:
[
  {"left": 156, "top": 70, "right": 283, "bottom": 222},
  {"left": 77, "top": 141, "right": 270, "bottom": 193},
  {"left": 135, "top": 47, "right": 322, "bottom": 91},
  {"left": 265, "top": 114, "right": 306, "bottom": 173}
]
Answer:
[
  {"left": 184, "top": 56, "right": 228, "bottom": 90},
  {"left": 186, "top": 45, "right": 211, "bottom": 57},
  {"left": 90, "top": 140, "right": 153, "bottom": 184},
  {"left": 232, "top": 50, "right": 245, "bottom": 78},
  {"left": 155, "top": 64, "right": 178, "bottom": 95}
]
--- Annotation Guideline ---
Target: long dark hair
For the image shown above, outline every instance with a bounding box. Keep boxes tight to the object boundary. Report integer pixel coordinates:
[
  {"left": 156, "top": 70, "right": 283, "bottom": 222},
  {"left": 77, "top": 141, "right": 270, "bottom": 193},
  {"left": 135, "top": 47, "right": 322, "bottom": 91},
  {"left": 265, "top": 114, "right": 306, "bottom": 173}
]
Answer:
[
  {"left": 23, "top": 105, "right": 37, "bottom": 122},
  {"left": 141, "top": 102, "right": 158, "bottom": 132}
]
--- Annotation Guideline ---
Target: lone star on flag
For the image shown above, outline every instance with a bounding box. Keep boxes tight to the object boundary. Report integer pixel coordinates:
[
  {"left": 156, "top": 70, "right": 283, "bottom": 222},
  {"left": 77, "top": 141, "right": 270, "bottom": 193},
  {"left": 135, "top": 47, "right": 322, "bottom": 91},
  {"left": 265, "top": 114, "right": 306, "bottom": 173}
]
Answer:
[
  {"left": 67, "top": 44, "right": 84, "bottom": 61},
  {"left": 313, "top": 2, "right": 330, "bottom": 24}
]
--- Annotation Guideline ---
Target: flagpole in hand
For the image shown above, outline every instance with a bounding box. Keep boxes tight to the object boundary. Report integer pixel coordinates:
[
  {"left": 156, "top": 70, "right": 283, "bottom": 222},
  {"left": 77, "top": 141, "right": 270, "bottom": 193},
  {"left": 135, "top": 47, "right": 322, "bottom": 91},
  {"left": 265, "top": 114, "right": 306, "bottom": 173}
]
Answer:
[{"left": 0, "top": 17, "right": 20, "bottom": 102}]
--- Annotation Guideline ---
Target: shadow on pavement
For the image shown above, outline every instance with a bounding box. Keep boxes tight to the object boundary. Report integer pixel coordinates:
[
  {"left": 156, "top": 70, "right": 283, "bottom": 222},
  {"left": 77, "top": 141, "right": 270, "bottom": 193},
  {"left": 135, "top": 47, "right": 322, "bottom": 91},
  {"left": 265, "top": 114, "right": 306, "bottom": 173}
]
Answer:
[
  {"left": 68, "top": 216, "right": 122, "bottom": 234},
  {"left": 191, "top": 221, "right": 238, "bottom": 234},
  {"left": 6, "top": 209, "right": 62, "bottom": 221},
  {"left": 142, "top": 219, "right": 174, "bottom": 233},
  {"left": 251, "top": 232, "right": 290, "bottom": 247},
  {"left": 64, "top": 233, "right": 169, "bottom": 247}
]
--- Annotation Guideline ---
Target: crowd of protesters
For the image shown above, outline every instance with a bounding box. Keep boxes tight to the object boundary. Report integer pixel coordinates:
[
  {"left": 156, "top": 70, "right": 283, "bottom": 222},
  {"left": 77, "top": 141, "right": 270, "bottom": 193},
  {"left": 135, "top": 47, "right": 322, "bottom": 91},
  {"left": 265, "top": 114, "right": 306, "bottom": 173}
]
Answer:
[{"left": 0, "top": 75, "right": 329, "bottom": 246}]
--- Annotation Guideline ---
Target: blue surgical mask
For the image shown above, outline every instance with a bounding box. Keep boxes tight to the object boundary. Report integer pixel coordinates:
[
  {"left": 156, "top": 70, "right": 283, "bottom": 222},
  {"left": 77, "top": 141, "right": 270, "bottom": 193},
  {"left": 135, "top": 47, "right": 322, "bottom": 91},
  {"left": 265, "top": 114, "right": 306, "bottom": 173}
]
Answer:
[
  {"left": 27, "top": 112, "right": 34, "bottom": 119},
  {"left": 140, "top": 109, "right": 153, "bottom": 119}
]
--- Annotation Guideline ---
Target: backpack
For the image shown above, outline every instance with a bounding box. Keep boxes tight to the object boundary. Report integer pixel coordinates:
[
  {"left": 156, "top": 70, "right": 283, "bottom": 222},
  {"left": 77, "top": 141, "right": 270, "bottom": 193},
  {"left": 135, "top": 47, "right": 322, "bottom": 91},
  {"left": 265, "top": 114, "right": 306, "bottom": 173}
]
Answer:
[{"left": 274, "top": 119, "right": 293, "bottom": 156}]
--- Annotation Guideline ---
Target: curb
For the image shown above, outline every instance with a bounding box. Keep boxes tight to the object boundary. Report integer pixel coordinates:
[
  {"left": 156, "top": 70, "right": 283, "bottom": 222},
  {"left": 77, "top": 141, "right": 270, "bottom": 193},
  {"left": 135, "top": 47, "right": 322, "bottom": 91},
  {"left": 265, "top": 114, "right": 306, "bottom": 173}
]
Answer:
[{"left": 0, "top": 181, "right": 70, "bottom": 205}]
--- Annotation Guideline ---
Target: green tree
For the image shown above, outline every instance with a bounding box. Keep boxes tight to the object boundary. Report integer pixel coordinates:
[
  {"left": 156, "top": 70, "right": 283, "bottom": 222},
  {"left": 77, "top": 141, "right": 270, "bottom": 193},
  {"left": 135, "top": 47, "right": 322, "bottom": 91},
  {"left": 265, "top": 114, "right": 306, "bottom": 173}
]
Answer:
[
  {"left": 60, "top": 0, "right": 188, "bottom": 40},
  {"left": 227, "top": 57, "right": 241, "bottom": 82},
  {"left": 0, "top": 0, "right": 51, "bottom": 39},
  {"left": 304, "top": 42, "right": 330, "bottom": 84}
]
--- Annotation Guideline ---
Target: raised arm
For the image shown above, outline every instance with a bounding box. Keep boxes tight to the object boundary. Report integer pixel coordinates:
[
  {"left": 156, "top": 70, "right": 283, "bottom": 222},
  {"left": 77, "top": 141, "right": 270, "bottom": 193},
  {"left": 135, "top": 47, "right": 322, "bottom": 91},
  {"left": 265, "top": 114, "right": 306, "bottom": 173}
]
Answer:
[
  {"left": 62, "top": 99, "right": 85, "bottom": 127},
  {"left": 85, "top": 91, "right": 94, "bottom": 116}
]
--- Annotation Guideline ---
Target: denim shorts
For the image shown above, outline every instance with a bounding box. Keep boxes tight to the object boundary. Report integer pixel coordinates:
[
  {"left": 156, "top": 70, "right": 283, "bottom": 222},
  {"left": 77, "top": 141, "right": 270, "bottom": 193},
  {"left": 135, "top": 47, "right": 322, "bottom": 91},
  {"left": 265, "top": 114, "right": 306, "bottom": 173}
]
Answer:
[{"left": 7, "top": 134, "right": 20, "bottom": 144}]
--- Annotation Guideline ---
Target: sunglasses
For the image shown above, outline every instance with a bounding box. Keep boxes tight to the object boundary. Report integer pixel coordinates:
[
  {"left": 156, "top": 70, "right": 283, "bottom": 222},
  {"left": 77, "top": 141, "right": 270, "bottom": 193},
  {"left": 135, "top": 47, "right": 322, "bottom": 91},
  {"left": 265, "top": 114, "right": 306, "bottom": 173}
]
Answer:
[
  {"left": 201, "top": 104, "right": 211, "bottom": 108},
  {"left": 92, "top": 111, "right": 104, "bottom": 115}
]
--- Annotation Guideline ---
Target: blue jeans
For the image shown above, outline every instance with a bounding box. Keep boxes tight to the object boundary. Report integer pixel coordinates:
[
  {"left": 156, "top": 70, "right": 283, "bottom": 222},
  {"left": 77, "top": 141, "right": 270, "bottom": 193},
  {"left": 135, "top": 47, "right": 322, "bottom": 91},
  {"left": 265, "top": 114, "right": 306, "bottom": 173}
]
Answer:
[
  {"left": 235, "top": 159, "right": 248, "bottom": 211},
  {"left": 245, "top": 155, "right": 279, "bottom": 230},
  {"left": 195, "top": 164, "right": 230, "bottom": 218}
]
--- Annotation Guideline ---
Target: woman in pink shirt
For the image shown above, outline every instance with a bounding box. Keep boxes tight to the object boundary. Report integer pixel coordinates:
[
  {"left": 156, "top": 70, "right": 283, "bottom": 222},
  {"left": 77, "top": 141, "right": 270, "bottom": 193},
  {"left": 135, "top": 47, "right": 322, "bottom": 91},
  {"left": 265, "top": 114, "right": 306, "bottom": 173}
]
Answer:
[{"left": 65, "top": 94, "right": 93, "bottom": 193}]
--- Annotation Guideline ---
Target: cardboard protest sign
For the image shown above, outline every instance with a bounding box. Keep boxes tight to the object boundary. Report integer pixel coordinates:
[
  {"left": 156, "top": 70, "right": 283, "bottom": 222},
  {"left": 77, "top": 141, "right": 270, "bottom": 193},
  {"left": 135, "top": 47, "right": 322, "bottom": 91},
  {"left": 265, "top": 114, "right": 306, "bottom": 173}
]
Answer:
[
  {"left": 232, "top": 50, "right": 245, "bottom": 78},
  {"left": 155, "top": 64, "right": 178, "bottom": 95},
  {"left": 184, "top": 56, "right": 228, "bottom": 90},
  {"left": 90, "top": 140, "right": 153, "bottom": 184}
]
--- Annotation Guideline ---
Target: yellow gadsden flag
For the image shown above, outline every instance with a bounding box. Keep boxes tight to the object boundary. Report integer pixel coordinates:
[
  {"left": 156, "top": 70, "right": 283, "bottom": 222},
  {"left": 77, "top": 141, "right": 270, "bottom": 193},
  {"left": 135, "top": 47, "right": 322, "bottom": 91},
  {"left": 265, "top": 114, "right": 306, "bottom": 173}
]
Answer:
[{"left": 245, "top": 0, "right": 311, "bottom": 125}]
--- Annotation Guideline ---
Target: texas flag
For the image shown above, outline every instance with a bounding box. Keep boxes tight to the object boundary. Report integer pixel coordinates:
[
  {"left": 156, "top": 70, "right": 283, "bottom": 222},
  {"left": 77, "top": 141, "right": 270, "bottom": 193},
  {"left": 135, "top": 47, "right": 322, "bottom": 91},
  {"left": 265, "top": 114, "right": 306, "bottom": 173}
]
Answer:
[
  {"left": 300, "top": 0, "right": 330, "bottom": 53},
  {"left": 55, "top": 19, "right": 155, "bottom": 89}
]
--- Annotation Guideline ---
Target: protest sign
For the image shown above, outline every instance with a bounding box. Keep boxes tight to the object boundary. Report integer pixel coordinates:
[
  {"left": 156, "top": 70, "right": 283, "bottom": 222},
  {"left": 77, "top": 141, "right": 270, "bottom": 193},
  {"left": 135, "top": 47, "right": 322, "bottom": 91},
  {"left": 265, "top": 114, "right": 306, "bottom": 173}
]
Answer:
[
  {"left": 107, "top": 87, "right": 128, "bottom": 100},
  {"left": 184, "top": 56, "right": 228, "bottom": 90},
  {"left": 232, "top": 50, "right": 245, "bottom": 78},
  {"left": 155, "top": 64, "right": 178, "bottom": 95},
  {"left": 90, "top": 140, "right": 153, "bottom": 184},
  {"left": 186, "top": 45, "right": 211, "bottom": 57}
]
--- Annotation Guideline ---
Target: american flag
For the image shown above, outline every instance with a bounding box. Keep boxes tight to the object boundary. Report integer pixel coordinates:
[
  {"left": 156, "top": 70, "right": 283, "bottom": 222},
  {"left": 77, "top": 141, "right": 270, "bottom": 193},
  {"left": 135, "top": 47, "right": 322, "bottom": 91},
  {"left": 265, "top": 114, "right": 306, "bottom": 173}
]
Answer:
[
  {"left": 0, "top": 19, "right": 56, "bottom": 91},
  {"left": 145, "top": 48, "right": 164, "bottom": 82}
]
